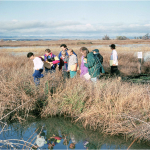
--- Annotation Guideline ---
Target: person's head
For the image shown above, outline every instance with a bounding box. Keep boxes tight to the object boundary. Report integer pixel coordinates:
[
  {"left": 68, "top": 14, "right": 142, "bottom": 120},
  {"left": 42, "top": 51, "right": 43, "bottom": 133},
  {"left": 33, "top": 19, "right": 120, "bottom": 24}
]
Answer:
[
  {"left": 45, "top": 49, "right": 51, "bottom": 55},
  {"left": 27, "top": 52, "right": 34, "bottom": 59},
  {"left": 69, "top": 143, "right": 75, "bottom": 149},
  {"left": 93, "top": 49, "right": 99, "bottom": 54},
  {"left": 61, "top": 51, "right": 66, "bottom": 57},
  {"left": 67, "top": 49, "right": 73, "bottom": 56},
  {"left": 110, "top": 44, "right": 116, "bottom": 50},
  {"left": 80, "top": 47, "right": 89, "bottom": 57},
  {"left": 60, "top": 44, "right": 67, "bottom": 51}
]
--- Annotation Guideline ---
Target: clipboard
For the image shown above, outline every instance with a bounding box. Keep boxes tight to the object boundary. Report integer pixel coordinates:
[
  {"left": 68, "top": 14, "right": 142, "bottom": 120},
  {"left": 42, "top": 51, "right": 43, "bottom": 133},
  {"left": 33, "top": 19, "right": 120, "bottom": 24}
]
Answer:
[
  {"left": 70, "top": 65, "right": 76, "bottom": 71},
  {"left": 70, "top": 64, "right": 80, "bottom": 71},
  {"left": 110, "top": 60, "right": 114, "bottom": 66}
]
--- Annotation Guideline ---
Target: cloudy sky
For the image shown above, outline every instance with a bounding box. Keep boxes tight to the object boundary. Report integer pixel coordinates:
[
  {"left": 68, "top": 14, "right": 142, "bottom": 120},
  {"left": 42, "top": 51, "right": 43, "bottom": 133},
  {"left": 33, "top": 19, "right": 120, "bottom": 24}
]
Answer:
[{"left": 0, "top": 0, "right": 150, "bottom": 39}]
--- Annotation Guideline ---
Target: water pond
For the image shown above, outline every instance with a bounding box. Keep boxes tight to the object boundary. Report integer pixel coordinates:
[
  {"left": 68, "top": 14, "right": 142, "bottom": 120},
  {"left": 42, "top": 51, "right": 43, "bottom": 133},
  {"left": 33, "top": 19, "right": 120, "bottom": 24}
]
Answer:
[{"left": 0, "top": 117, "right": 149, "bottom": 149}]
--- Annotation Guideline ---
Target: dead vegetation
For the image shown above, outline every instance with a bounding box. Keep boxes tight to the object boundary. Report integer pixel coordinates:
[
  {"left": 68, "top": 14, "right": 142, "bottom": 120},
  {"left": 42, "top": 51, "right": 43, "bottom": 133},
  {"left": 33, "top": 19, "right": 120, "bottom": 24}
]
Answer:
[{"left": 0, "top": 44, "right": 150, "bottom": 144}]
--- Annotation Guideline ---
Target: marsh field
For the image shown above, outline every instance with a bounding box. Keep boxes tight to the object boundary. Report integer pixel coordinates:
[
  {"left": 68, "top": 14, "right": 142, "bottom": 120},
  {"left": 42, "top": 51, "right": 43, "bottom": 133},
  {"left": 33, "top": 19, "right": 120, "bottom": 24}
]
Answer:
[{"left": 0, "top": 39, "right": 150, "bottom": 148}]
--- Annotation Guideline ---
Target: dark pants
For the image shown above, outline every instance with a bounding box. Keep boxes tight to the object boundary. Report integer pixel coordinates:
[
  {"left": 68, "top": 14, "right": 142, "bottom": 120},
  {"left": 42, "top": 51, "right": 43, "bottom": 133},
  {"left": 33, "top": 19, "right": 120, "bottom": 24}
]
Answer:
[
  {"left": 111, "top": 66, "right": 120, "bottom": 76},
  {"left": 45, "top": 68, "right": 56, "bottom": 74}
]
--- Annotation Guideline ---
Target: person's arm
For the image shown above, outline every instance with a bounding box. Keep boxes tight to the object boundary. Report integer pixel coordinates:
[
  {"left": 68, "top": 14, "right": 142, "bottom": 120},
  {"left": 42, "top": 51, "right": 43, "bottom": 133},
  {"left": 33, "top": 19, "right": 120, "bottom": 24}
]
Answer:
[
  {"left": 58, "top": 52, "right": 61, "bottom": 59},
  {"left": 113, "top": 50, "right": 117, "bottom": 66},
  {"left": 50, "top": 56, "right": 60, "bottom": 65},
  {"left": 72, "top": 55, "right": 78, "bottom": 71}
]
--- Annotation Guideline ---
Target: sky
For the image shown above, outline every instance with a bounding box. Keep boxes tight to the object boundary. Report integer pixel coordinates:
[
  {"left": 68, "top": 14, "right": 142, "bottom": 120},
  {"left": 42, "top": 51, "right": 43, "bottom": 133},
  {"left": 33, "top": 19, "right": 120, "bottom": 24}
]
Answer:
[{"left": 0, "top": 1, "right": 150, "bottom": 39}]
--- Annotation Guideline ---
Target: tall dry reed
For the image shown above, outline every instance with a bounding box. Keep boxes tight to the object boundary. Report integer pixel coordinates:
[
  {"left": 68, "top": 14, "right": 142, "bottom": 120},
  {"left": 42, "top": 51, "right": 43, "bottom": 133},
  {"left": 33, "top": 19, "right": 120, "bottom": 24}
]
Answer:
[{"left": 0, "top": 45, "right": 150, "bottom": 142}]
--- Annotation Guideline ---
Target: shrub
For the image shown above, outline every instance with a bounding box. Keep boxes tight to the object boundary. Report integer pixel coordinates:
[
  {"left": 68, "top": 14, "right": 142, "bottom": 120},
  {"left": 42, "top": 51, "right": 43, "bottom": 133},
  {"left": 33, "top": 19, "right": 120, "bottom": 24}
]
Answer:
[
  {"left": 102, "top": 35, "right": 110, "bottom": 40},
  {"left": 142, "top": 33, "right": 150, "bottom": 40},
  {"left": 116, "top": 36, "right": 128, "bottom": 40}
]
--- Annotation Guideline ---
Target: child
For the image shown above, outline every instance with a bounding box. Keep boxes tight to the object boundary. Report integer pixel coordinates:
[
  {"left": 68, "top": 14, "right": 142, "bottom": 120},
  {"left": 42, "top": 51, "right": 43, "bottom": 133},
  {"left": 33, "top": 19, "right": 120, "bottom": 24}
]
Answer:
[
  {"left": 79, "top": 47, "right": 90, "bottom": 80},
  {"left": 27, "top": 52, "right": 44, "bottom": 86},
  {"left": 109, "top": 44, "right": 119, "bottom": 76},
  {"left": 59, "top": 51, "right": 69, "bottom": 79},
  {"left": 43, "top": 49, "right": 60, "bottom": 74},
  {"left": 67, "top": 49, "right": 78, "bottom": 78}
]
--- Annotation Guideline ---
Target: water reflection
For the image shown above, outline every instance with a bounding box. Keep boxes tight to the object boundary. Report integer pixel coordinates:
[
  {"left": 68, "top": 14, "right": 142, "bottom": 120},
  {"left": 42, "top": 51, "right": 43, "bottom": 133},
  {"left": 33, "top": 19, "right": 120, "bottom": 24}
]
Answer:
[{"left": 0, "top": 117, "right": 149, "bottom": 149}]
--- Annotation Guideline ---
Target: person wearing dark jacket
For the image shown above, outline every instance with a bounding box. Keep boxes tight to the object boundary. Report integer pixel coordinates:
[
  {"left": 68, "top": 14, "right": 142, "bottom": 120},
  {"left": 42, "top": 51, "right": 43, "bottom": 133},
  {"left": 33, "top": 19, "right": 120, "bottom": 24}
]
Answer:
[
  {"left": 92, "top": 49, "right": 103, "bottom": 64},
  {"left": 84, "top": 50, "right": 105, "bottom": 82}
]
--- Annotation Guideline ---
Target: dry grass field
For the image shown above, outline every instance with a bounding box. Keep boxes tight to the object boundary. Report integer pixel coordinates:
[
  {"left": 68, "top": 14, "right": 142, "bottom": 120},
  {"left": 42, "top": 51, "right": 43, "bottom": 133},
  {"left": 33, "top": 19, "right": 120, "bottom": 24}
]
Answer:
[
  {"left": 0, "top": 39, "right": 150, "bottom": 144},
  {"left": 0, "top": 39, "right": 150, "bottom": 47}
]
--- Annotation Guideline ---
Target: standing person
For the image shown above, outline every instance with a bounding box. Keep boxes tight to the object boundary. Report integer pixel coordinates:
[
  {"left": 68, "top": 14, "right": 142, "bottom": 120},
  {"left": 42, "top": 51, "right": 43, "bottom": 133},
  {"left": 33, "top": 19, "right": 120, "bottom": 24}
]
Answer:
[
  {"left": 109, "top": 44, "right": 119, "bottom": 76},
  {"left": 58, "top": 44, "right": 77, "bottom": 59},
  {"left": 27, "top": 52, "right": 44, "bottom": 86},
  {"left": 59, "top": 51, "right": 69, "bottom": 80},
  {"left": 80, "top": 47, "right": 90, "bottom": 80},
  {"left": 92, "top": 49, "right": 103, "bottom": 64},
  {"left": 84, "top": 50, "right": 105, "bottom": 82},
  {"left": 67, "top": 49, "right": 78, "bottom": 78},
  {"left": 43, "top": 49, "right": 60, "bottom": 74},
  {"left": 93, "top": 49, "right": 104, "bottom": 78}
]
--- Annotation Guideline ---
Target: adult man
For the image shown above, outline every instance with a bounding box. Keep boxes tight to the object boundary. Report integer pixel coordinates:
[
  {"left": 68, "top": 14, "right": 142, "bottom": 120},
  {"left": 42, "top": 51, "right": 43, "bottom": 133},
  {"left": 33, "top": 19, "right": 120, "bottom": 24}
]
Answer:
[{"left": 109, "top": 44, "right": 120, "bottom": 76}]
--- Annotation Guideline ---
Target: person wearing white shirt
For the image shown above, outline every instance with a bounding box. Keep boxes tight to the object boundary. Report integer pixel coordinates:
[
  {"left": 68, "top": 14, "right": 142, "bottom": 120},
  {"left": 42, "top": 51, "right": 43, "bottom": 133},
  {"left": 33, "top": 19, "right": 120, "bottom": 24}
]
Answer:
[
  {"left": 110, "top": 44, "right": 120, "bottom": 76},
  {"left": 27, "top": 52, "right": 44, "bottom": 86},
  {"left": 33, "top": 57, "right": 44, "bottom": 70}
]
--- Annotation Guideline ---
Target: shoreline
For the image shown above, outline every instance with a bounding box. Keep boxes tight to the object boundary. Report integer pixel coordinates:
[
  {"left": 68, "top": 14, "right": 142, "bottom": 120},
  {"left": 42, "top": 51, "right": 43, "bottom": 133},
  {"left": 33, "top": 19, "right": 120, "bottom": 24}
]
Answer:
[{"left": 0, "top": 39, "right": 150, "bottom": 47}]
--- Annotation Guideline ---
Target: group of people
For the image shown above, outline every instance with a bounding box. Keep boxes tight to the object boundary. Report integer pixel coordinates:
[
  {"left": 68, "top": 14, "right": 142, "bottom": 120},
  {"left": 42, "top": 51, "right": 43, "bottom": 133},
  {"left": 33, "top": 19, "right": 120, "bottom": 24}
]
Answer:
[{"left": 27, "top": 44, "right": 119, "bottom": 85}]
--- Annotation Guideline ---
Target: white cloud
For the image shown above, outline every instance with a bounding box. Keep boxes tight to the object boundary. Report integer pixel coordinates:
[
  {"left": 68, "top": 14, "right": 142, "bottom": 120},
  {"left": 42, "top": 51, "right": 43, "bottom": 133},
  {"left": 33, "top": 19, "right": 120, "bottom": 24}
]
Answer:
[{"left": 0, "top": 20, "right": 150, "bottom": 38}]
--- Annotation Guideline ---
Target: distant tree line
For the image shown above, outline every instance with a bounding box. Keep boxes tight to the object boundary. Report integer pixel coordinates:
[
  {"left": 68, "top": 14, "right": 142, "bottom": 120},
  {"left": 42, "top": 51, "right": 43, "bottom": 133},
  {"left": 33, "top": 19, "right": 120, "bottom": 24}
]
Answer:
[
  {"left": 102, "top": 33, "right": 150, "bottom": 40},
  {"left": 102, "top": 35, "right": 128, "bottom": 40},
  {"left": 134, "top": 33, "right": 150, "bottom": 40}
]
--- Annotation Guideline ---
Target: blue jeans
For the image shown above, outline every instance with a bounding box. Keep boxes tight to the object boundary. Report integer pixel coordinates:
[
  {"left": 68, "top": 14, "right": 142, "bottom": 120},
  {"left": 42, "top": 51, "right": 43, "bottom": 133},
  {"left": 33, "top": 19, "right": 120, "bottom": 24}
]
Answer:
[
  {"left": 33, "top": 69, "right": 44, "bottom": 86},
  {"left": 70, "top": 71, "right": 77, "bottom": 78}
]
